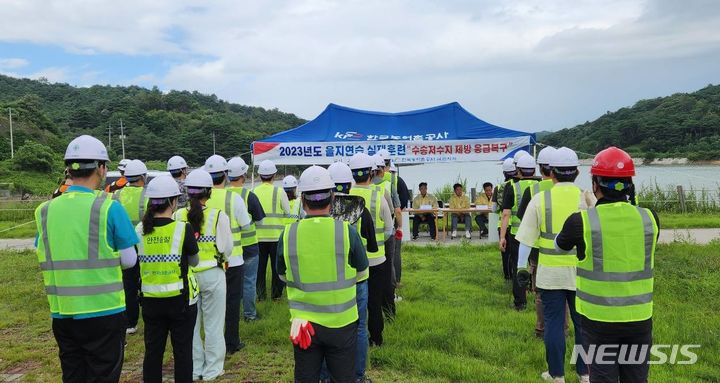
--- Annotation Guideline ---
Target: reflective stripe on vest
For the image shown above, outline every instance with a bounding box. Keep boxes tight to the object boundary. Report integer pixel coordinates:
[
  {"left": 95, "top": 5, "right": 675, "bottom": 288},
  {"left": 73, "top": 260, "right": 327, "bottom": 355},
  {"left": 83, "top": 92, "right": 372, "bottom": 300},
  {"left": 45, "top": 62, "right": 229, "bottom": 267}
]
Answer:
[
  {"left": 537, "top": 186, "right": 580, "bottom": 267},
  {"left": 351, "top": 215, "right": 369, "bottom": 282},
  {"left": 205, "top": 189, "right": 243, "bottom": 259},
  {"left": 255, "top": 183, "right": 287, "bottom": 241},
  {"left": 350, "top": 186, "right": 385, "bottom": 265},
  {"left": 176, "top": 207, "right": 222, "bottom": 272},
  {"left": 228, "top": 186, "right": 258, "bottom": 246},
  {"left": 36, "top": 192, "right": 123, "bottom": 315},
  {"left": 576, "top": 203, "right": 657, "bottom": 322},
  {"left": 284, "top": 218, "right": 358, "bottom": 327},
  {"left": 510, "top": 179, "right": 537, "bottom": 235},
  {"left": 137, "top": 221, "right": 191, "bottom": 298}
]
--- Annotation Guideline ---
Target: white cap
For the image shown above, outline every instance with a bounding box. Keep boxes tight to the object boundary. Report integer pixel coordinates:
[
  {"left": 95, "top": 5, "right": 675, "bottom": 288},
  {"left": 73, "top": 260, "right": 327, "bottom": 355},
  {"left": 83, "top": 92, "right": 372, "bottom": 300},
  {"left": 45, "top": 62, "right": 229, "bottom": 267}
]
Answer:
[
  {"left": 167, "top": 155, "right": 188, "bottom": 171},
  {"left": 377, "top": 149, "right": 391, "bottom": 161},
  {"left": 185, "top": 169, "right": 214, "bottom": 188},
  {"left": 258, "top": 160, "right": 278, "bottom": 176},
  {"left": 371, "top": 154, "right": 385, "bottom": 169},
  {"left": 349, "top": 153, "right": 374, "bottom": 170},
  {"left": 124, "top": 159, "right": 148, "bottom": 177},
  {"left": 118, "top": 159, "right": 131, "bottom": 171},
  {"left": 502, "top": 158, "right": 516, "bottom": 172},
  {"left": 64, "top": 135, "right": 110, "bottom": 161},
  {"left": 550, "top": 147, "right": 580, "bottom": 167},
  {"left": 297, "top": 165, "right": 335, "bottom": 193},
  {"left": 227, "top": 157, "right": 248, "bottom": 177},
  {"left": 328, "top": 161, "right": 353, "bottom": 184},
  {"left": 389, "top": 162, "right": 397, "bottom": 172},
  {"left": 204, "top": 154, "right": 228, "bottom": 173},
  {"left": 537, "top": 146, "right": 557, "bottom": 165},
  {"left": 513, "top": 150, "right": 530, "bottom": 163},
  {"left": 145, "top": 175, "right": 181, "bottom": 199},
  {"left": 282, "top": 175, "right": 298, "bottom": 189},
  {"left": 517, "top": 155, "right": 536, "bottom": 170}
]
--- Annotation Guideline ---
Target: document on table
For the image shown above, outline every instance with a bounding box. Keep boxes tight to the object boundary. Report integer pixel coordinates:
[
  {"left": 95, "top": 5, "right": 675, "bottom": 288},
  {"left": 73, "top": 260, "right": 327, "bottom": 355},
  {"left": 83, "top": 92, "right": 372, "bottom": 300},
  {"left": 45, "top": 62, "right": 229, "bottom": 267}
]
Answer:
[
  {"left": 419, "top": 204, "right": 433, "bottom": 210},
  {"left": 475, "top": 205, "right": 489, "bottom": 210}
]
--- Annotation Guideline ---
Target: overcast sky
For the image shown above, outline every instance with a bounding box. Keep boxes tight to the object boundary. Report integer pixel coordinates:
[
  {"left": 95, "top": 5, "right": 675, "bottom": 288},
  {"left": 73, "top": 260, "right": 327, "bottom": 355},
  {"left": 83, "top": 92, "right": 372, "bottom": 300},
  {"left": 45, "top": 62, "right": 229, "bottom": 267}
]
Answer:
[{"left": 1, "top": 0, "right": 719, "bottom": 133}]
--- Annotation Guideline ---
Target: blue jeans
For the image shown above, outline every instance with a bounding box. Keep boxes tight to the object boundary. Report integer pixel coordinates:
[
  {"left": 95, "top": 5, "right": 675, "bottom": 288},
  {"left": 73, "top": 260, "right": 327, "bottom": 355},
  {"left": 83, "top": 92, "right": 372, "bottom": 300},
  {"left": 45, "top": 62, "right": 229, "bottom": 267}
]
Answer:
[
  {"left": 320, "top": 281, "right": 369, "bottom": 381},
  {"left": 451, "top": 213, "right": 471, "bottom": 232},
  {"left": 540, "top": 289, "right": 588, "bottom": 378},
  {"left": 242, "top": 245, "right": 260, "bottom": 319}
]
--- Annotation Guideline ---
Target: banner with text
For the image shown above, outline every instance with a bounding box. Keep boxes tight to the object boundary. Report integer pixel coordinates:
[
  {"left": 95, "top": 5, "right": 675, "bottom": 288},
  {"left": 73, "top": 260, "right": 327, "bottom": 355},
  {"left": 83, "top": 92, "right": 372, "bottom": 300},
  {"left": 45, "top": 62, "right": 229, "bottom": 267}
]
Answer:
[{"left": 252, "top": 136, "right": 531, "bottom": 165}]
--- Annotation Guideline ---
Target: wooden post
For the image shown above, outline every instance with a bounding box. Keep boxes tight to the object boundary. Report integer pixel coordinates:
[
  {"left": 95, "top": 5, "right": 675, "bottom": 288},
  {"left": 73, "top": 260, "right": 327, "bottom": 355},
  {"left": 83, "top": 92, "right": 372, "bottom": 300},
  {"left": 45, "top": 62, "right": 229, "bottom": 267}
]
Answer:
[
  {"left": 471, "top": 187, "right": 476, "bottom": 203},
  {"left": 677, "top": 185, "right": 687, "bottom": 214}
]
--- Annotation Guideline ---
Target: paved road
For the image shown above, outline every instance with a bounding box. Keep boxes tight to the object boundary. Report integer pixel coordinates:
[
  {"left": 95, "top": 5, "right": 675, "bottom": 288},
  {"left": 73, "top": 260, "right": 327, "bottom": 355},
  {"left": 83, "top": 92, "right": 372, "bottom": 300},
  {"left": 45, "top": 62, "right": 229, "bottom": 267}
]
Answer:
[{"left": 1, "top": 228, "right": 718, "bottom": 251}]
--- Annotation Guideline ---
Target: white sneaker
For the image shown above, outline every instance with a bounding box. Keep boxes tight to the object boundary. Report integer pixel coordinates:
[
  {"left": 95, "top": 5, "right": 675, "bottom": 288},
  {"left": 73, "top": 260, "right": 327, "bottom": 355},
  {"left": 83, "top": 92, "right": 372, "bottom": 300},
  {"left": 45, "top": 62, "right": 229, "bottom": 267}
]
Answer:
[
  {"left": 126, "top": 327, "right": 137, "bottom": 335},
  {"left": 203, "top": 370, "right": 225, "bottom": 381},
  {"left": 577, "top": 374, "right": 589, "bottom": 383},
  {"left": 465, "top": 231, "right": 471, "bottom": 239},
  {"left": 451, "top": 230, "right": 457, "bottom": 238},
  {"left": 540, "top": 372, "right": 565, "bottom": 383},
  {"left": 394, "top": 294, "right": 403, "bottom": 302}
]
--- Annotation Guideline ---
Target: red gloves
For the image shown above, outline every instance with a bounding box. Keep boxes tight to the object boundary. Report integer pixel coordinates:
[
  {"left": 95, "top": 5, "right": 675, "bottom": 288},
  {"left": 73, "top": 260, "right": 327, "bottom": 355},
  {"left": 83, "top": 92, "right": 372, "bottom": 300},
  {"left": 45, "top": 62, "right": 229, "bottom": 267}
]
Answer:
[
  {"left": 290, "top": 319, "right": 315, "bottom": 350},
  {"left": 395, "top": 229, "right": 403, "bottom": 240}
]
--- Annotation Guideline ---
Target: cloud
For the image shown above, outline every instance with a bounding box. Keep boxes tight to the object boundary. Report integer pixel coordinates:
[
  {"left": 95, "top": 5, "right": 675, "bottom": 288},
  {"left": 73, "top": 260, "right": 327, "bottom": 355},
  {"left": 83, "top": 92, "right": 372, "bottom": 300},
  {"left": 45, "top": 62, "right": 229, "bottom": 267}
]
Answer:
[{"left": 0, "top": 58, "right": 29, "bottom": 70}]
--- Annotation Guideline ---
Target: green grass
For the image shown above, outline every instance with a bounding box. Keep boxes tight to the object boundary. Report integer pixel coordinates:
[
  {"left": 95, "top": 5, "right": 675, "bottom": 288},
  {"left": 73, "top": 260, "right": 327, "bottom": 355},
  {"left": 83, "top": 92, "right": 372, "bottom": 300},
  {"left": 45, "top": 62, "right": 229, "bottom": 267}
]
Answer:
[
  {"left": 659, "top": 213, "right": 720, "bottom": 229},
  {"left": 1, "top": 244, "right": 719, "bottom": 382}
]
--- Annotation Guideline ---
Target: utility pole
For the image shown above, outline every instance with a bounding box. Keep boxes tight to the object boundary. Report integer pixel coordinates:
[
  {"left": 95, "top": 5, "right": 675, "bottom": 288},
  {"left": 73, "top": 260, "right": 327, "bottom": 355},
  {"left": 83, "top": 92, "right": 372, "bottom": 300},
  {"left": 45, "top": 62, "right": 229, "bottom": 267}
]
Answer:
[
  {"left": 107, "top": 122, "right": 112, "bottom": 149},
  {"left": 212, "top": 131, "right": 216, "bottom": 154},
  {"left": 8, "top": 108, "right": 13, "bottom": 159},
  {"left": 119, "top": 119, "right": 126, "bottom": 159}
]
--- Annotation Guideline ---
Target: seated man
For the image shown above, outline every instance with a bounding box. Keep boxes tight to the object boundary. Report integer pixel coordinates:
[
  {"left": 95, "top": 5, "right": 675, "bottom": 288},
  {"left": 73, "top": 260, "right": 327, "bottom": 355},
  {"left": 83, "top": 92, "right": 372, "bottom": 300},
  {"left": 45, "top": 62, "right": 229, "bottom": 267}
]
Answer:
[
  {"left": 449, "top": 183, "right": 472, "bottom": 239},
  {"left": 411, "top": 182, "right": 438, "bottom": 240},
  {"left": 474, "top": 182, "right": 493, "bottom": 237}
]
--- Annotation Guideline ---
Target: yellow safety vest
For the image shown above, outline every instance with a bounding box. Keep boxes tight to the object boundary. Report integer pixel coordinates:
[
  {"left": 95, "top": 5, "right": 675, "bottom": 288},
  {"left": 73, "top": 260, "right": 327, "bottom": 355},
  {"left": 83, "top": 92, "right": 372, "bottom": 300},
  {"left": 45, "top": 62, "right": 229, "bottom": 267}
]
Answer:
[
  {"left": 227, "top": 186, "right": 258, "bottom": 247},
  {"left": 175, "top": 207, "right": 223, "bottom": 272},
  {"left": 350, "top": 185, "right": 385, "bottom": 266},
  {"left": 537, "top": 185, "right": 581, "bottom": 267},
  {"left": 113, "top": 185, "right": 148, "bottom": 225},
  {"left": 254, "top": 183, "right": 287, "bottom": 242},
  {"left": 510, "top": 179, "right": 538, "bottom": 235},
  {"left": 205, "top": 189, "right": 243, "bottom": 262}
]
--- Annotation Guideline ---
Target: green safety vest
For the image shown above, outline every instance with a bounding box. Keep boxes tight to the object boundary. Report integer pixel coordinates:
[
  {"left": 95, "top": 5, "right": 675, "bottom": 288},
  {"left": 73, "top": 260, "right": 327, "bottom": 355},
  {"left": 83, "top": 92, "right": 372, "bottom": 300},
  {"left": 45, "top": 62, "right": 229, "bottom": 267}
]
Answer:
[
  {"left": 254, "top": 183, "right": 287, "bottom": 242},
  {"left": 227, "top": 186, "right": 258, "bottom": 247},
  {"left": 137, "top": 221, "right": 199, "bottom": 302},
  {"left": 205, "top": 189, "right": 243, "bottom": 261},
  {"left": 288, "top": 198, "right": 302, "bottom": 223},
  {"left": 576, "top": 203, "right": 658, "bottom": 322},
  {"left": 353, "top": 215, "right": 369, "bottom": 282},
  {"left": 537, "top": 185, "right": 581, "bottom": 267},
  {"left": 383, "top": 172, "right": 398, "bottom": 200},
  {"left": 350, "top": 185, "right": 385, "bottom": 265},
  {"left": 510, "top": 179, "right": 538, "bottom": 235},
  {"left": 175, "top": 207, "right": 223, "bottom": 272},
  {"left": 35, "top": 192, "right": 124, "bottom": 316},
  {"left": 530, "top": 179, "right": 556, "bottom": 248},
  {"left": 113, "top": 185, "right": 148, "bottom": 225},
  {"left": 283, "top": 217, "right": 358, "bottom": 328}
]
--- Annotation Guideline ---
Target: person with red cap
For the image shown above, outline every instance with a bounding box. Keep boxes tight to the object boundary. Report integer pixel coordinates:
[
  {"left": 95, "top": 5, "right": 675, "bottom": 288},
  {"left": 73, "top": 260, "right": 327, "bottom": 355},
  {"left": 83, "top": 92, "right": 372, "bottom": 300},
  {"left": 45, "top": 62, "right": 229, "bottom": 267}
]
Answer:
[{"left": 555, "top": 147, "right": 660, "bottom": 383}]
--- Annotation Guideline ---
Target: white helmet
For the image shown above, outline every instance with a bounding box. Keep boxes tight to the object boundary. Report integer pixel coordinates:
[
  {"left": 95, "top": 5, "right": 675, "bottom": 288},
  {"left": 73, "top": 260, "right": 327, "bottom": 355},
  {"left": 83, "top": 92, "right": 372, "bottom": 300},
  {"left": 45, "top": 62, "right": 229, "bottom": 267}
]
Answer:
[
  {"left": 550, "top": 147, "right": 580, "bottom": 167},
  {"left": 258, "top": 160, "right": 278, "bottom": 176},
  {"left": 389, "top": 162, "right": 397, "bottom": 173},
  {"left": 185, "top": 169, "right": 214, "bottom": 188},
  {"left": 145, "top": 175, "right": 181, "bottom": 199},
  {"left": 513, "top": 150, "right": 530, "bottom": 163},
  {"left": 377, "top": 149, "right": 391, "bottom": 162},
  {"left": 536, "top": 146, "right": 557, "bottom": 165},
  {"left": 227, "top": 157, "right": 249, "bottom": 178},
  {"left": 297, "top": 165, "right": 335, "bottom": 193},
  {"left": 328, "top": 161, "right": 353, "bottom": 184},
  {"left": 167, "top": 155, "right": 188, "bottom": 171},
  {"left": 348, "top": 153, "right": 374, "bottom": 170},
  {"left": 283, "top": 175, "right": 298, "bottom": 189},
  {"left": 517, "top": 155, "right": 537, "bottom": 170},
  {"left": 124, "top": 159, "right": 148, "bottom": 177},
  {"left": 371, "top": 154, "right": 385, "bottom": 170},
  {"left": 502, "top": 158, "right": 516, "bottom": 172},
  {"left": 204, "top": 154, "right": 228, "bottom": 173},
  {"left": 64, "top": 135, "right": 109, "bottom": 162},
  {"left": 118, "top": 159, "right": 131, "bottom": 171}
]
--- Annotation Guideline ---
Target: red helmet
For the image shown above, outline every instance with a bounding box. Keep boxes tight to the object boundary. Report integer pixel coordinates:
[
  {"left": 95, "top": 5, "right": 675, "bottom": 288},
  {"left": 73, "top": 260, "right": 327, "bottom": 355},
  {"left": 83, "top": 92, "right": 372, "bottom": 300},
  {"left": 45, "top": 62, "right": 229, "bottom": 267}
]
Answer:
[{"left": 590, "top": 147, "right": 635, "bottom": 177}]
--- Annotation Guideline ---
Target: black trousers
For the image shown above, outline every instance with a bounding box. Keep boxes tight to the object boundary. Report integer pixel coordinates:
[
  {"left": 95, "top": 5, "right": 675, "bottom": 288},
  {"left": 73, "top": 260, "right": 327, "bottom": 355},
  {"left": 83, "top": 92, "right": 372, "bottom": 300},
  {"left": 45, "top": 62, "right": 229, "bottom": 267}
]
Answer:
[
  {"left": 257, "top": 241, "right": 285, "bottom": 300},
  {"left": 412, "top": 214, "right": 436, "bottom": 238},
  {"left": 142, "top": 296, "right": 197, "bottom": 383},
  {"left": 474, "top": 215, "right": 489, "bottom": 234},
  {"left": 582, "top": 317, "right": 653, "bottom": 383},
  {"left": 224, "top": 265, "right": 244, "bottom": 351},
  {"left": 381, "top": 238, "right": 396, "bottom": 318},
  {"left": 508, "top": 234, "right": 527, "bottom": 308},
  {"left": 294, "top": 321, "right": 358, "bottom": 383},
  {"left": 122, "top": 262, "right": 141, "bottom": 328},
  {"left": 52, "top": 312, "right": 126, "bottom": 383},
  {"left": 499, "top": 228, "right": 511, "bottom": 280},
  {"left": 367, "top": 262, "right": 387, "bottom": 346}
]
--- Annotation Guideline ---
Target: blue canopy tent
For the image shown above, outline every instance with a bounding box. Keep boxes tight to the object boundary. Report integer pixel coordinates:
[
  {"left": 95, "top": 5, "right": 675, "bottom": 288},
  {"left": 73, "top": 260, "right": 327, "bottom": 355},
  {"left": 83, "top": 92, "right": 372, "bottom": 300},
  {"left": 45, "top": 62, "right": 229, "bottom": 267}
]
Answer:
[{"left": 252, "top": 102, "right": 535, "bottom": 165}]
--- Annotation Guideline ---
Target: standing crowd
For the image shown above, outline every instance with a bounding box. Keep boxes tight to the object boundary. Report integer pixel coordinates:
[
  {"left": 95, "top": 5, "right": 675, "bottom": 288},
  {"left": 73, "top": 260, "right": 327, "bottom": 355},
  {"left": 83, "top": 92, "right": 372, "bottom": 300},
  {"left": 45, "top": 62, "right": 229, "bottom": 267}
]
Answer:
[{"left": 37, "top": 133, "right": 657, "bottom": 383}]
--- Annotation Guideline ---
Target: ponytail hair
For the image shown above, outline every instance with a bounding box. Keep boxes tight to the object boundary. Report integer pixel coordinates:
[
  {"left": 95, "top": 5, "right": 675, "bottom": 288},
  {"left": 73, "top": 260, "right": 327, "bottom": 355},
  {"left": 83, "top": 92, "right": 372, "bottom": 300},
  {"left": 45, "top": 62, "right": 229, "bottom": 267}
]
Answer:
[
  {"left": 187, "top": 188, "right": 212, "bottom": 234},
  {"left": 142, "top": 197, "right": 178, "bottom": 235}
]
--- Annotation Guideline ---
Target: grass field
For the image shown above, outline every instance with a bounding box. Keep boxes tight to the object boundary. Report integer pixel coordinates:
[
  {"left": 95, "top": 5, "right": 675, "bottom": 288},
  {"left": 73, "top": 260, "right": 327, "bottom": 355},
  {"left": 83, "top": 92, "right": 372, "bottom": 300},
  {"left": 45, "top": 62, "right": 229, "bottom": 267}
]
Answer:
[{"left": 1, "top": 243, "right": 719, "bottom": 382}]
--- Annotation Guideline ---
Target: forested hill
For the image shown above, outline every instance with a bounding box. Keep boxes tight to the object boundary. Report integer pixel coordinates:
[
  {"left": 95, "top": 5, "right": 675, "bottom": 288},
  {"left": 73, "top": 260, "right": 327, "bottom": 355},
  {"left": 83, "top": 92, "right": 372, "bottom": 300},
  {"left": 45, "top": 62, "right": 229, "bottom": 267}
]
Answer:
[
  {"left": 0, "top": 74, "right": 305, "bottom": 165},
  {"left": 543, "top": 84, "right": 720, "bottom": 160}
]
